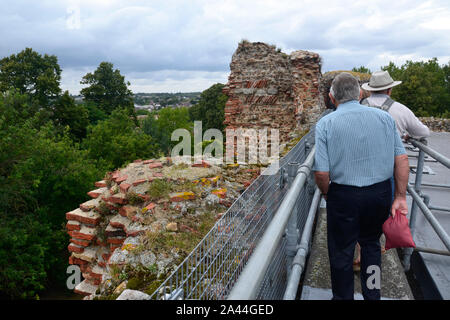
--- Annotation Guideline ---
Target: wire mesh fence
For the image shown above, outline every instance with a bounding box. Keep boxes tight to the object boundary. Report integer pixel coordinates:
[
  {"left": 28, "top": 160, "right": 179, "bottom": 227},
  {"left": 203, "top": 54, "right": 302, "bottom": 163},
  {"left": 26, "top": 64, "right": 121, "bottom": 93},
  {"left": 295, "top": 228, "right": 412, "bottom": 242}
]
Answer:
[{"left": 149, "top": 129, "right": 318, "bottom": 300}]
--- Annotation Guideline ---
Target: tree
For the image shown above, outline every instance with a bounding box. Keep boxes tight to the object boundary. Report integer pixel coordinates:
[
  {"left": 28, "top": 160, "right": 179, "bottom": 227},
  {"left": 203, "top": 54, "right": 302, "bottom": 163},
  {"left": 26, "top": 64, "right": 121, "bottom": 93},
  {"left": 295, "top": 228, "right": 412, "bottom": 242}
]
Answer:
[
  {"left": 0, "top": 48, "right": 61, "bottom": 106},
  {"left": 382, "top": 58, "right": 450, "bottom": 117},
  {"left": 80, "top": 62, "right": 134, "bottom": 115},
  {"left": 83, "top": 108, "right": 159, "bottom": 169},
  {"left": 352, "top": 66, "right": 371, "bottom": 74},
  {"left": 51, "top": 91, "right": 89, "bottom": 141},
  {"left": 0, "top": 110, "right": 104, "bottom": 299},
  {"left": 142, "top": 107, "right": 193, "bottom": 155},
  {"left": 188, "top": 83, "right": 227, "bottom": 132}
]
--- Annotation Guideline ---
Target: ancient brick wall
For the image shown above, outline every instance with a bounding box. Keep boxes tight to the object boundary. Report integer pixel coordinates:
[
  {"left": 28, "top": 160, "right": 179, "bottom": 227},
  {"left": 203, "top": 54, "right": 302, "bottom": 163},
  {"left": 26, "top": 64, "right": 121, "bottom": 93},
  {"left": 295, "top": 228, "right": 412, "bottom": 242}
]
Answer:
[{"left": 222, "top": 41, "right": 325, "bottom": 144}]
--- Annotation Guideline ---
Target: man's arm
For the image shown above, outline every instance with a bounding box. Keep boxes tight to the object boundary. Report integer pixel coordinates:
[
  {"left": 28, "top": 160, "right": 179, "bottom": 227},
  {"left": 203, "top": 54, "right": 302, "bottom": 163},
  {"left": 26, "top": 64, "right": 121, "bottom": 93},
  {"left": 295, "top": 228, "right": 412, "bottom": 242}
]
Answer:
[
  {"left": 391, "top": 154, "right": 409, "bottom": 217},
  {"left": 314, "top": 171, "right": 330, "bottom": 199}
]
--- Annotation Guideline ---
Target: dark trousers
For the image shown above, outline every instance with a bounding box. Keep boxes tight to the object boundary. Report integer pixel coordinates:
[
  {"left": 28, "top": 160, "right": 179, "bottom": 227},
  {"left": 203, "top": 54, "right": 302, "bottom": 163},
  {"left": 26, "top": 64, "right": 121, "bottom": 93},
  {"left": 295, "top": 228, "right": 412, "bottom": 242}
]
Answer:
[{"left": 326, "top": 179, "right": 391, "bottom": 300}]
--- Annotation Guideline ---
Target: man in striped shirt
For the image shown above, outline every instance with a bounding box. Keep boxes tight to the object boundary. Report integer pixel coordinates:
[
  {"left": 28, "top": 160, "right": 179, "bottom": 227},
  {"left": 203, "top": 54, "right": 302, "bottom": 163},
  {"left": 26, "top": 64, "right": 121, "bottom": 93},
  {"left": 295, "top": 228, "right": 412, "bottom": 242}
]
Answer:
[{"left": 313, "top": 72, "right": 410, "bottom": 300}]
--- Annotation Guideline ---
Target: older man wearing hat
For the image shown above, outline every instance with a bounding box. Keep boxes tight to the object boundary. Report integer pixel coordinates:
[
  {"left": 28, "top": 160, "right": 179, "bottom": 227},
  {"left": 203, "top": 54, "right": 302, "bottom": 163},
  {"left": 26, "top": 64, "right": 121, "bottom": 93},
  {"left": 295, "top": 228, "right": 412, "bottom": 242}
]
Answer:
[{"left": 361, "top": 70, "right": 430, "bottom": 140}]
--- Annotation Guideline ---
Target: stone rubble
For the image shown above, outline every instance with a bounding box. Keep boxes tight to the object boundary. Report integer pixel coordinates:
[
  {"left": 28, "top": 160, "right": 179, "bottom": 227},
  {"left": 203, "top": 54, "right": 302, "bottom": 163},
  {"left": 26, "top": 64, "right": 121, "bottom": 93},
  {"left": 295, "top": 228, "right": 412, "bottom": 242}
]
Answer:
[{"left": 66, "top": 156, "right": 265, "bottom": 299}]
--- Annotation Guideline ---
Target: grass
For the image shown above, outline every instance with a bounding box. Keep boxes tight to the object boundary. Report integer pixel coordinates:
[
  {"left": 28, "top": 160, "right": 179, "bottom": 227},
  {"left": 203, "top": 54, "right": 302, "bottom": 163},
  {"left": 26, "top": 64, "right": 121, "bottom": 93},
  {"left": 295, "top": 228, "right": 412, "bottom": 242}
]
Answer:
[{"left": 148, "top": 179, "right": 172, "bottom": 200}]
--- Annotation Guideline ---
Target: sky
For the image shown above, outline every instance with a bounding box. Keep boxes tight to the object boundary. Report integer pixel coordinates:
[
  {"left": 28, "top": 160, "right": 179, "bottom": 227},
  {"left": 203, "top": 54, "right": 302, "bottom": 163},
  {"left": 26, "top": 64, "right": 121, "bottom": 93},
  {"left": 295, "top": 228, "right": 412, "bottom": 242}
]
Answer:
[{"left": 1, "top": 0, "right": 449, "bottom": 94}]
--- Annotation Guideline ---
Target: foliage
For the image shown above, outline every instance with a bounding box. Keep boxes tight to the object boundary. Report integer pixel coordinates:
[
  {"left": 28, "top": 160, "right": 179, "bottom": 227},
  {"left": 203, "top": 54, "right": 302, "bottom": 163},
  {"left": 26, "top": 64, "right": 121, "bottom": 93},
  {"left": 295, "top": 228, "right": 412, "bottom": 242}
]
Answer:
[
  {"left": 352, "top": 66, "right": 371, "bottom": 74},
  {"left": 188, "top": 83, "right": 228, "bottom": 132},
  {"left": 142, "top": 107, "right": 193, "bottom": 155},
  {"left": 51, "top": 91, "right": 89, "bottom": 141},
  {"left": 84, "top": 101, "right": 108, "bottom": 125},
  {"left": 0, "top": 48, "right": 61, "bottom": 107},
  {"left": 381, "top": 58, "right": 450, "bottom": 117},
  {"left": 80, "top": 62, "right": 134, "bottom": 116},
  {"left": 147, "top": 179, "right": 172, "bottom": 200},
  {"left": 83, "top": 108, "right": 159, "bottom": 170},
  {"left": 0, "top": 108, "right": 103, "bottom": 299}
]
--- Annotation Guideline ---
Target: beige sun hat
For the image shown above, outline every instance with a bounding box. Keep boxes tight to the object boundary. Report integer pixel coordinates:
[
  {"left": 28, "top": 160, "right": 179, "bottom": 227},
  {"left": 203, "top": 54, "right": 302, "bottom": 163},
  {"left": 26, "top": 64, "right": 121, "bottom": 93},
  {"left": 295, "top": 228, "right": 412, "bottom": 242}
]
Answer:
[{"left": 361, "top": 70, "right": 402, "bottom": 91}]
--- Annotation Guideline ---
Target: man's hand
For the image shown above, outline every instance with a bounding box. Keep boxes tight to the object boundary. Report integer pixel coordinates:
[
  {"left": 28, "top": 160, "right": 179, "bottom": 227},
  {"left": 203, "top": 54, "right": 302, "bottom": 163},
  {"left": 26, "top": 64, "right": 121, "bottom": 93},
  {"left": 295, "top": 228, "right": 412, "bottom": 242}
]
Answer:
[
  {"left": 391, "top": 196, "right": 408, "bottom": 218},
  {"left": 314, "top": 171, "right": 330, "bottom": 199}
]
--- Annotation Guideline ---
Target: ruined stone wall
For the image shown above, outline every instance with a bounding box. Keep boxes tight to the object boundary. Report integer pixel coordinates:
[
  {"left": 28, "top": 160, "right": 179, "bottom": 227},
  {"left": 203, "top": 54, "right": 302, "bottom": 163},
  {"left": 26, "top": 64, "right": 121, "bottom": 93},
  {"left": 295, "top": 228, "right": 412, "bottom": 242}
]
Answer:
[
  {"left": 418, "top": 117, "right": 450, "bottom": 132},
  {"left": 222, "top": 41, "right": 324, "bottom": 144}
]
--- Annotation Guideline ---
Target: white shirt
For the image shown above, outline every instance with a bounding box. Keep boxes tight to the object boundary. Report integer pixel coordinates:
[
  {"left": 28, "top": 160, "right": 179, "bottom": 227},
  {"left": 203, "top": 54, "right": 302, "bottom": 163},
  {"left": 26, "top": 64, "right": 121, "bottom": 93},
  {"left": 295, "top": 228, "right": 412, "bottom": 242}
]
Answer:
[{"left": 365, "top": 93, "right": 430, "bottom": 139}]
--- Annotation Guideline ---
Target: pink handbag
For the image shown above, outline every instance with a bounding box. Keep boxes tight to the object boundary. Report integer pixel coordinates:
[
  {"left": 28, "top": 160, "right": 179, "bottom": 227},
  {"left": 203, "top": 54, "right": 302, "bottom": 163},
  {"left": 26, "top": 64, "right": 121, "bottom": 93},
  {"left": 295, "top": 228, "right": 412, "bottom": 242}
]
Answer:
[{"left": 382, "top": 210, "right": 416, "bottom": 250}]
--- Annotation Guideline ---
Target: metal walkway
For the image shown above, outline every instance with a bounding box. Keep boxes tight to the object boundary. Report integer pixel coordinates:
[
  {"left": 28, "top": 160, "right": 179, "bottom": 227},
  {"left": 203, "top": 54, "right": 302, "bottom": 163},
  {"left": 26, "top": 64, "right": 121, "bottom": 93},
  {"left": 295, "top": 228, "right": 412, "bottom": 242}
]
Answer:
[{"left": 405, "top": 132, "right": 450, "bottom": 299}]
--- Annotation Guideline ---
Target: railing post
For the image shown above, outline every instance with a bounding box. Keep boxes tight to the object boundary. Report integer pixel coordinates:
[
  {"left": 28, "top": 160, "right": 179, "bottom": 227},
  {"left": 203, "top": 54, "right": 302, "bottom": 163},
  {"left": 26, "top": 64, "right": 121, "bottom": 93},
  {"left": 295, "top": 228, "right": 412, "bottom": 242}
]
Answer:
[{"left": 403, "top": 139, "right": 426, "bottom": 271}]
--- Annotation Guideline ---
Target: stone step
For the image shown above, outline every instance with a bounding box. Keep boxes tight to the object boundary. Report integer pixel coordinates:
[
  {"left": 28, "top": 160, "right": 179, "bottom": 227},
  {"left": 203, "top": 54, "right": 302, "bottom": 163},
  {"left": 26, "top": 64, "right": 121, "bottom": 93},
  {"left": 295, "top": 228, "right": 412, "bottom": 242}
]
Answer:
[{"left": 66, "top": 208, "right": 101, "bottom": 225}]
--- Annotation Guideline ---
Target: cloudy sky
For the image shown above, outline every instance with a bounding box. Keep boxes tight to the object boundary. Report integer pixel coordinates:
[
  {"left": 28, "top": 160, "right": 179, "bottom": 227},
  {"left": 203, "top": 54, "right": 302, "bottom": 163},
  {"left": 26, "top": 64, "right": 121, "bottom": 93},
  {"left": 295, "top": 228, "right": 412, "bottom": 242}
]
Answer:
[{"left": 1, "top": 0, "right": 449, "bottom": 94}]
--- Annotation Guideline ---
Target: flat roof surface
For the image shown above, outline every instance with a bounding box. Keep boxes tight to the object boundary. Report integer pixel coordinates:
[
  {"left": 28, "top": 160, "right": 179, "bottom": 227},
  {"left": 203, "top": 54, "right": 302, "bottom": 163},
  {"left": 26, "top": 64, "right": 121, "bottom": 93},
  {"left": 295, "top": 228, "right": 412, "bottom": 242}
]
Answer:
[{"left": 406, "top": 132, "right": 450, "bottom": 299}]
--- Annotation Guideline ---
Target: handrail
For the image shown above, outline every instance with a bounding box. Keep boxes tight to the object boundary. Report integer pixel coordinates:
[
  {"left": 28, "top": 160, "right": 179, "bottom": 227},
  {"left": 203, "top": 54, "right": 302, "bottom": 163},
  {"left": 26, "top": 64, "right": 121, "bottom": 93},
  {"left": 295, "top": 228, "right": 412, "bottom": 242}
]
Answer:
[
  {"left": 227, "top": 145, "right": 316, "bottom": 300},
  {"left": 283, "top": 187, "right": 321, "bottom": 300},
  {"left": 402, "top": 137, "right": 450, "bottom": 271},
  {"left": 408, "top": 138, "right": 450, "bottom": 169},
  {"left": 407, "top": 185, "right": 450, "bottom": 251}
]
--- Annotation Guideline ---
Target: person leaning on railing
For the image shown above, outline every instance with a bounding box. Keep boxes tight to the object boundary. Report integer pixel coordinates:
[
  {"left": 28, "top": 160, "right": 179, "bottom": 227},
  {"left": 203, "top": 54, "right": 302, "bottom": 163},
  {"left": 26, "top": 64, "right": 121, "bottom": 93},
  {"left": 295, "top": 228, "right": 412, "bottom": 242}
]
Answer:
[
  {"left": 313, "top": 72, "right": 410, "bottom": 300},
  {"left": 361, "top": 70, "right": 430, "bottom": 141},
  {"left": 352, "top": 71, "right": 431, "bottom": 270}
]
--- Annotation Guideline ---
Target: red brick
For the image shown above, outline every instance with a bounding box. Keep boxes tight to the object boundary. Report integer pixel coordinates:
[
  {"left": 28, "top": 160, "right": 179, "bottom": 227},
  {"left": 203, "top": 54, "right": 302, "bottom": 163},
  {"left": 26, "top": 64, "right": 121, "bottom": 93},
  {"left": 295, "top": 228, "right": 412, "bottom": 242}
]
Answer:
[
  {"left": 143, "top": 159, "right": 154, "bottom": 164},
  {"left": 71, "top": 230, "right": 96, "bottom": 241},
  {"left": 102, "top": 253, "right": 111, "bottom": 262},
  {"left": 69, "top": 255, "right": 89, "bottom": 265},
  {"left": 65, "top": 210, "right": 101, "bottom": 226},
  {"left": 96, "top": 238, "right": 107, "bottom": 247},
  {"left": 137, "top": 194, "right": 150, "bottom": 202},
  {"left": 94, "top": 180, "right": 107, "bottom": 188},
  {"left": 87, "top": 190, "right": 102, "bottom": 199},
  {"left": 132, "top": 179, "right": 147, "bottom": 186},
  {"left": 149, "top": 162, "right": 163, "bottom": 169},
  {"left": 119, "top": 205, "right": 136, "bottom": 217},
  {"left": 143, "top": 202, "right": 156, "bottom": 213},
  {"left": 108, "top": 194, "right": 128, "bottom": 205},
  {"left": 71, "top": 238, "right": 91, "bottom": 247},
  {"left": 115, "top": 175, "right": 128, "bottom": 184},
  {"left": 66, "top": 222, "right": 81, "bottom": 231},
  {"left": 133, "top": 159, "right": 143, "bottom": 163},
  {"left": 192, "top": 160, "right": 211, "bottom": 168},
  {"left": 119, "top": 183, "right": 131, "bottom": 193},
  {"left": 152, "top": 172, "right": 164, "bottom": 178},
  {"left": 68, "top": 244, "right": 84, "bottom": 254}
]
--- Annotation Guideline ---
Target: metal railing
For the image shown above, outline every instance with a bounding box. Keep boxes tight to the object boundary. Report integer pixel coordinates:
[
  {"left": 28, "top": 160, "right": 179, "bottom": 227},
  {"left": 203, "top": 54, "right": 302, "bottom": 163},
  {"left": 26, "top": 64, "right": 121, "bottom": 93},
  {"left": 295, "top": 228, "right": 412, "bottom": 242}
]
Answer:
[
  {"left": 227, "top": 146, "right": 316, "bottom": 299},
  {"left": 149, "top": 129, "right": 319, "bottom": 300},
  {"left": 402, "top": 138, "right": 450, "bottom": 271}
]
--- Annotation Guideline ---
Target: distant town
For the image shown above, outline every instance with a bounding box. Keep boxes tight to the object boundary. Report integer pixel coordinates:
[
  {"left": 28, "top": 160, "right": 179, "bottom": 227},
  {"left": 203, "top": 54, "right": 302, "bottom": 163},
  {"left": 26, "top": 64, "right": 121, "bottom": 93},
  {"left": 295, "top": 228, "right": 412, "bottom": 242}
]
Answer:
[{"left": 72, "top": 92, "right": 202, "bottom": 112}]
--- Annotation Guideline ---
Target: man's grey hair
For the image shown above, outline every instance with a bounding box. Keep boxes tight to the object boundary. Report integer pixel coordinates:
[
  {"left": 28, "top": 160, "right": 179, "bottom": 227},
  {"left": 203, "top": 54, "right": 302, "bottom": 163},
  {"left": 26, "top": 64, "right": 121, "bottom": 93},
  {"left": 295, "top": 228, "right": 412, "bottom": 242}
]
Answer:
[{"left": 329, "top": 72, "right": 360, "bottom": 104}]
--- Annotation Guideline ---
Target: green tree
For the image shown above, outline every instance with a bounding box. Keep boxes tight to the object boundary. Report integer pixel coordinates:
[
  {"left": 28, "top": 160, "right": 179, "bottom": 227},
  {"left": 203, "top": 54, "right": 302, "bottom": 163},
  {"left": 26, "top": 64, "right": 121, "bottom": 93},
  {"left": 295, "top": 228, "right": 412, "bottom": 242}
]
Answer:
[
  {"left": 352, "top": 66, "right": 371, "bottom": 74},
  {"left": 83, "top": 108, "right": 159, "bottom": 169},
  {"left": 188, "top": 83, "right": 227, "bottom": 132},
  {"left": 382, "top": 58, "right": 450, "bottom": 117},
  {"left": 0, "top": 109, "right": 103, "bottom": 298},
  {"left": 80, "top": 62, "right": 134, "bottom": 116},
  {"left": 51, "top": 91, "right": 89, "bottom": 141},
  {"left": 0, "top": 48, "right": 61, "bottom": 106},
  {"left": 142, "top": 107, "right": 193, "bottom": 155}
]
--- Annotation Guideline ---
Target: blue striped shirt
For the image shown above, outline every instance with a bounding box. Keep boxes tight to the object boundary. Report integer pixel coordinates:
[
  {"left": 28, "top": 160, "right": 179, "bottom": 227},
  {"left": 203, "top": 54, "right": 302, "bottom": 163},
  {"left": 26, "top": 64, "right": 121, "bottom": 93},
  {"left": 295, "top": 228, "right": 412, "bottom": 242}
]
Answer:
[{"left": 313, "top": 100, "right": 406, "bottom": 187}]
